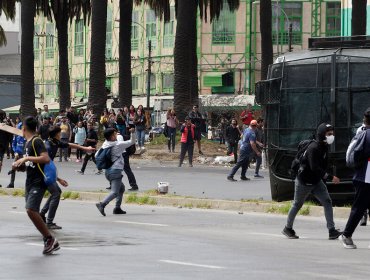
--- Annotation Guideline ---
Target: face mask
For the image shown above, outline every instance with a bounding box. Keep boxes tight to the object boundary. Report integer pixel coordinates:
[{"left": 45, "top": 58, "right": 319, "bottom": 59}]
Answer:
[{"left": 326, "top": 135, "right": 335, "bottom": 145}]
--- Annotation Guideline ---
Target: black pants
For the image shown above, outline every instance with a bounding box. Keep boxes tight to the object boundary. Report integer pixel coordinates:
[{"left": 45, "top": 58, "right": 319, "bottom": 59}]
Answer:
[
  {"left": 123, "top": 153, "right": 138, "bottom": 188},
  {"left": 41, "top": 182, "right": 62, "bottom": 224},
  {"left": 343, "top": 180, "right": 370, "bottom": 237},
  {"left": 167, "top": 127, "right": 176, "bottom": 152},
  {"left": 228, "top": 142, "right": 238, "bottom": 163},
  {"left": 76, "top": 148, "right": 84, "bottom": 160},
  {"left": 9, "top": 155, "right": 23, "bottom": 186},
  {"left": 81, "top": 153, "right": 96, "bottom": 173},
  {"left": 179, "top": 142, "right": 194, "bottom": 165}
]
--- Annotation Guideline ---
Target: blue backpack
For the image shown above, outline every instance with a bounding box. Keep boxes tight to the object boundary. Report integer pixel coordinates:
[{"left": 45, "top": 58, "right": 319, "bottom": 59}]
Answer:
[
  {"left": 32, "top": 137, "right": 57, "bottom": 186},
  {"left": 95, "top": 147, "right": 114, "bottom": 170}
]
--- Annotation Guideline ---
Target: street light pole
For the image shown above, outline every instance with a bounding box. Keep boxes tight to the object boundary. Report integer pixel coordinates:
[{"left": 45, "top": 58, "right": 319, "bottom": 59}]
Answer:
[{"left": 146, "top": 39, "right": 152, "bottom": 110}]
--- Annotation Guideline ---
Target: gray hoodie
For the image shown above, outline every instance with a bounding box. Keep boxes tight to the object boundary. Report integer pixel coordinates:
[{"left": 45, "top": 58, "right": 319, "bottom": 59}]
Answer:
[{"left": 97, "top": 132, "right": 136, "bottom": 170}]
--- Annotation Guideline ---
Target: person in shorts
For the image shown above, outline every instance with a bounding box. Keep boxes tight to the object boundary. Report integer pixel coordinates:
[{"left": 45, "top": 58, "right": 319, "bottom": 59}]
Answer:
[{"left": 13, "top": 116, "right": 60, "bottom": 255}]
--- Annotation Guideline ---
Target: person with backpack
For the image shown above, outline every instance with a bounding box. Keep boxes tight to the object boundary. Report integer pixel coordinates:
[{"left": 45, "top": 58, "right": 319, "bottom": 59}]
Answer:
[
  {"left": 7, "top": 122, "right": 26, "bottom": 188},
  {"left": 282, "top": 123, "right": 342, "bottom": 240},
  {"left": 340, "top": 108, "right": 370, "bottom": 249},
  {"left": 40, "top": 126, "right": 94, "bottom": 229},
  {"left": 95, "top": 127, "right": 136, "bottom": 216}
]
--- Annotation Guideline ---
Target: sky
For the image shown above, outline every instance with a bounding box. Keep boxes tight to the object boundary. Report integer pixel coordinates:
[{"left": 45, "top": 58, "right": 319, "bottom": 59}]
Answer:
[{"left": 0, "top": 3, "right": 20, "bottom": 32}]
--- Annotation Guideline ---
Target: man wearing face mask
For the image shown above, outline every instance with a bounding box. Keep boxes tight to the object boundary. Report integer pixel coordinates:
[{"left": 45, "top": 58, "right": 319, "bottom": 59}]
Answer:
[{"left": 282, "top": 123, "right": 341, "bottom": 240}]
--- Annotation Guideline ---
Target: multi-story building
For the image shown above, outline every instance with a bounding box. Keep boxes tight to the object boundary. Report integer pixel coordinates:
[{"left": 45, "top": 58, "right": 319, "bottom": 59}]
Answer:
[{"left": 33, "top": 0, "right": 342, "bottom": 106}]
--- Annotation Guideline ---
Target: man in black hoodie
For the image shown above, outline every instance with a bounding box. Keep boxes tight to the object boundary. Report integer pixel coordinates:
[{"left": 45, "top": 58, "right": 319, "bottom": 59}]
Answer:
[{"left": 282, "top": 123, "right": 341, "bottom": 240}]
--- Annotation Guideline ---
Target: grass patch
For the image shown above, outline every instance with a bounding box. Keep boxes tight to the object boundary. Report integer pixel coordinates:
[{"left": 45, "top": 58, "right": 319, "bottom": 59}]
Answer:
[
  {"left": 266, "top": 203, "right": 291, "bottom": 215},
  {"left": 241, "top": 199, "right": 261, "bottom": 203},
  {"left": 62, "top": 191, "right": 80, "bottom": 200},
  {"left": 44, "top": 191, "right": 50, "bottom": 198},
  {"left": 304, "top": 200, "right": 319, "bottom": 207},
  {"left": 12, "top": 189, "right": 25, "bottom": 197},
  {"left": 144, "top": 189, "right": 159, "bottom": 196},
  {"left": 0, "top": 189, "right": 7, "bottom": 195},
  {"left": 125, "top": 193, "right": 157, "bottom": 205},
  {"left": 299, "top": 205, "right": 310, "bottom": 216},
  {"left": 196, "top": 202, "right": 212, "bottom": 209},
  {"left": 183, "top": 203, "right": 194, "bottom": 208},
  {"left": 148, "top": 134, "right": 168, "bottom": 145}
]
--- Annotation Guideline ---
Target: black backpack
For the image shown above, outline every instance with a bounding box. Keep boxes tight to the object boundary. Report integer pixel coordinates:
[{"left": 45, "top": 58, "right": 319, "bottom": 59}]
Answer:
[
  {"left": 123, "top": 134, "right": 136, "bottom": 156},
  {"left": 95, "top": 147, "right": 114, "bottom": 170},
  {"left": 290, "top": 139, "right": 316, "bottom": 179}
]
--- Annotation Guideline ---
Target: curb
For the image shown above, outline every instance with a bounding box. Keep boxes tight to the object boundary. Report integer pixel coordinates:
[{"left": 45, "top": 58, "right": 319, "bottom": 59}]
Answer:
[{"left": 0, "top": 188, "right": 351, "bottom": 219}]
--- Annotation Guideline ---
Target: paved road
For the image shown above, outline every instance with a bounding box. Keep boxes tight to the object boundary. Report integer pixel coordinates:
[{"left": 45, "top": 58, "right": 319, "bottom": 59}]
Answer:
[
  {"left": 0, "top": 196, "right": 369, "bottom": 280},
  {"left": 0, "top": 158, "right": 272, "bottom": 201}
]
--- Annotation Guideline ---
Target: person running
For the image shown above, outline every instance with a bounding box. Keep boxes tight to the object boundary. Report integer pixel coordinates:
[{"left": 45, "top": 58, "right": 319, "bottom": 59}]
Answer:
[
  {"left": 340, "top": 108, "right": 370, "bottom": 249},
  {"left": 12, "top": 116, "right": 59, "bottom": 254},
  {"left": 227, "top": 120, "right": 260, "bottom": 181},
  {"left": 77, "top": 122, "right": 101, "bottom": 175},
  {"left": 282, "top": 123, "right": 342, "bottom": 240},
  {"left": 7, "top": 122, "right": 26, "bottom": 188},
  {"left": 178, "top": 117, "right": 195, "bottom": 168},
  {"left": 95, "top": 128, "right": 136, "bottom": 216},
  {"left": 40, "top": 126, "right": 94, "bottom": 229}
]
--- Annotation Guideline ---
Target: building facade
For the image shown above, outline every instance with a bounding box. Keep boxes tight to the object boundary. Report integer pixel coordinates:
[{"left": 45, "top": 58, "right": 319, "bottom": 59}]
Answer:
[
  {"left": 33, "top": 0, "right": 342, "bottom": 105},
  {"left": 341, "top": 0, "right": 370, "bottom": 36}
]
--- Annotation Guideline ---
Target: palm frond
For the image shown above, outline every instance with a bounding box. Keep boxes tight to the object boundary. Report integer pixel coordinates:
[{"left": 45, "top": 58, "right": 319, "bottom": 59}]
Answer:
[
  {"left": 198, "top": 0, "right": 240, "bottom": 22},
  {"left": 0, "top": 24, "right": 7, "bottom": 47}
]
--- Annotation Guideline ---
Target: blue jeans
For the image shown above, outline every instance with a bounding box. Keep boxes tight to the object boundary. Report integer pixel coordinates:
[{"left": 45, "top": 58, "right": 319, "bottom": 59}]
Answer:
[
  {"left": 167, "top": 127, "right": 176, "bottom": 151},
  {"left": 116, "top": 125, "right": 126, "bottom": 136},
  {"left": 102, "top": 169, "right": 125, "bottom": 208},
  {"left": 136, "top": 129, "right": 145, "bottom": 147},
  {"left": 255, "top": 153, "right": 262, "bottom": 175},
  {"left": 228, "top": 149, "right": 250, "bottom": 178},
  {"left": 286, "top": 178, "right": 335, "bottom": 230}
]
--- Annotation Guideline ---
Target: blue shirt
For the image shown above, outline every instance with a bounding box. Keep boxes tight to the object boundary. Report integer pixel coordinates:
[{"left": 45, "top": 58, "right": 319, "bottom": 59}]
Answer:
[{"left": 240, "top": 128, "right": 256, "bottom": 154}]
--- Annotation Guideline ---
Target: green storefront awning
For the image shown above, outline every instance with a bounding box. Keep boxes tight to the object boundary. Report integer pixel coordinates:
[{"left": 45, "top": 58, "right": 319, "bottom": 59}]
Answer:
[{"left": 203, "top": 72, "right": 226, "bottom": 87}]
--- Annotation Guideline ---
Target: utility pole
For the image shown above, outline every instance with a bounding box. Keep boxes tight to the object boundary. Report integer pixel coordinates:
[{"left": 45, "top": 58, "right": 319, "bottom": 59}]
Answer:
[
  {"left": 288, "top": 23, "right": 293, "bottom": 52},
  {"left": 146, "top": 39, "right": 152, "bottom": 110}
]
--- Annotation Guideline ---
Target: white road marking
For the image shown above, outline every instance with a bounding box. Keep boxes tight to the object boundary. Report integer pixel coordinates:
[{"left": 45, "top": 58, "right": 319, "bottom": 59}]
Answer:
[
  {"left": 8, "top": 211, "right": 26, "bottom": 215},
  {"left": 114, "top": 221, "right": 169, "bottom": 227},
  {"left": 159, "top": 260, "right": 225, "bottom": 269},
  {"left": 26, "top": 243, "right": 80, "bottom": 251}
]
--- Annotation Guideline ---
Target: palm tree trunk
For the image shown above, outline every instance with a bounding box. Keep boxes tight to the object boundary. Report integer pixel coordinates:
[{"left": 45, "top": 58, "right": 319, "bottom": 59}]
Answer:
[
  {"left": 260, "top": 0, "right": 273, "bottom": 80},
  {"left": 352, "top": 0, "right": 367, "bottom": 36},
  {"left": 88, "top": 0, "right": 107, "bottom": 116},
  {"left": 57, "top": 16, "right": 71, "bottom": 111},
  {"left": 20, "top": 0, "right": 36, "bottom": 117},
  {"left": 174, "top": 0, "right": 198, "bottom": 122},
  {"left": 119, "top": 0, "right": 133, "bottom": 107}
]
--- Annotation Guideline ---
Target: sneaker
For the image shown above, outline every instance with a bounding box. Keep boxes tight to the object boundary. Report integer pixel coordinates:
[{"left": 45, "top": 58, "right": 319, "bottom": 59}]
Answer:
[
  {"left": 6, "top": 183, "right": 14, "bottom": 188},
  {"left": 75, "top": 159, "right": 80, "bottom": 163},
  {"left": 329, "top": 228, "right": 342, "bottom": 240},
  {"left": 47, "top": 223, "right": 62, "bottom": 230},
  {"left": 76, "top": 170, "right": 84, "bottom": 175},
  {"left": 95, "top": 170, "right": 103, "bottom": 175},
  {"left": 128, "top": 187, "right": 139, "bottom": 191},
  {"left": 282, "top": 226, "right": 299, "bottom": 239},
  {"left": 96, "top": 203, "right": 106, "bottom": 216},
  {"left": 240, "top": 176, "right": 250, "bottom": 181},
  {"left": 254, "top": 174, "right": 264, "bottom": 178},
  {"left": 113, "top": 207, "right": 126, "bottom": 215},
  {"left": 340, "top": 234, "right": 357, "bottom": 249},
  {"left": 43, "top": 236, "right": 60, "bottom": 255},
  {"left": 106, "top": 186, "right": 111, "bottom": 190},
  {"left": 227, "top": 176, "right": 237, "bottom": 182}
]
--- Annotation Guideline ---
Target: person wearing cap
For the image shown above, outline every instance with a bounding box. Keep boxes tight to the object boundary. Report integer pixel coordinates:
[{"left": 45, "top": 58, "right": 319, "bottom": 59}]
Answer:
[
  {"left": 340, "top": 108, "right": 370, "bottom": 249},
  {"left": 282, "top": 123, "right": 342, "bottom": 240},
  {"left": 227, "top": 120, "right": 261, "bottom": 181},
  {"left": 179, "top": 117, "right": 196, "bottom": 167}
]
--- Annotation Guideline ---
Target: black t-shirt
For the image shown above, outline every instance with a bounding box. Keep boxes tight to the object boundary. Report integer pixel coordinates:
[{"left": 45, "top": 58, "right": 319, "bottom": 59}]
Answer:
[
  {"left": 38, "top": 124, "right": 50, "bottom": 140},
  {"left": 24, "top": 137, "right": 47, "bottom": 186},
  {"left": 86, "top": 129, "right": 98, "bottom": 147},
  {"left": 46, "top": 138, "right": 69, "bottom": 160}
]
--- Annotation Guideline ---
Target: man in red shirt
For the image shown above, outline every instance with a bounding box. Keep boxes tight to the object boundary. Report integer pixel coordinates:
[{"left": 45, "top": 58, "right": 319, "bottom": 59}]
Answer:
[{"left": 240, "top": 104, "right": 254, "bottom": 130}]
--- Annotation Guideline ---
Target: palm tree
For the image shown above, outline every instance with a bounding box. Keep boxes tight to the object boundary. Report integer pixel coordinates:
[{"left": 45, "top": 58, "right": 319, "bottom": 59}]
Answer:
[
  {"left": 0, "top": 0, "right": 16, "bottom": 47},
  {"left": 173, "top": 0, "right": 240, "bottom": 121},
  {"left": 50, "top": 0, "right": 91, "bottom": 111},
  {"left": 260, "top": 0, "right": 273, "bottom": 80},
  {"left": 352, "top": 0, "right": 367, "bottom": 36},
  {"left": 88, "top": 0, "right": 107, "bottom": 115}
]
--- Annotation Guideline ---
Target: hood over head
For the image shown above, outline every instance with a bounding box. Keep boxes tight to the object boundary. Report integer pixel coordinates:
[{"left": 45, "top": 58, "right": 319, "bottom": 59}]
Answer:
[{"left": 316, "top": 123, "right": 333, "bottom": 142}]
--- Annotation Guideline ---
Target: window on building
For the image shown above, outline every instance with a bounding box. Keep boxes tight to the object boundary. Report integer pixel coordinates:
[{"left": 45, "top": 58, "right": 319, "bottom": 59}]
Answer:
[
  {"left": 326, "top": 2, "right": 341, "bottom": 37},
  {"left": 212, "top": 1, "right": 236, "bottom": 45},
  {"left": 45, "top": 82, "right": 55, "bottom": 96},
  {"left": 163, "top": 7, "right": 175, "bottom": 48},
  {"left": 132, "top": 76, "right": 139, "bottom": 91},
  {"left": 34, "top": 25, "right": 40, "bottom": 60},
  {"left": 146, "top": 10, "right": 157, "bottom": 49},
  {"left": 106, "top": 6, "right": 113, "bottom": 59},
  {"left": 35, "top": 84, "right": 40, "bottom": 97},
  {"left": 162, "top": 73, "right": 174, "bottom": 89},
  {"left": 74, "top": 20, "right": 84, "bottom": 57},
  {"left": 75, "top": 80, "right": 85, "bottom": 96},
  {"left": 150, "top": 73, "right": 156, "bottom": 90},
  {"left": 272, "top": 2, "right": 302, "bottom": 45},
  {"left": 131, "top": 11, "right": 139, "bottom": 51},
  {"left": 45, "top": 23, "right": 54, "bottom": 59}
]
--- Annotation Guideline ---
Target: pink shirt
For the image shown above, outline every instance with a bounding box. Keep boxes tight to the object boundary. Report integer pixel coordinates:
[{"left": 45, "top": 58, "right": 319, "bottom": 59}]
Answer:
[{"left": 167, "top": 115, "right": 177, "bottom": 128}]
